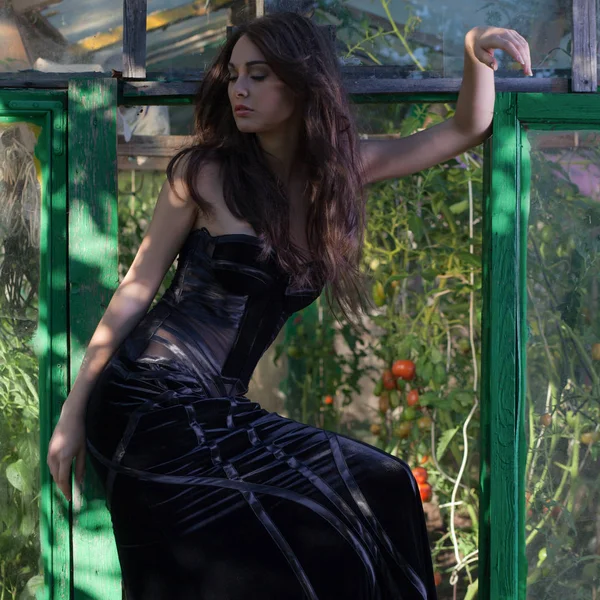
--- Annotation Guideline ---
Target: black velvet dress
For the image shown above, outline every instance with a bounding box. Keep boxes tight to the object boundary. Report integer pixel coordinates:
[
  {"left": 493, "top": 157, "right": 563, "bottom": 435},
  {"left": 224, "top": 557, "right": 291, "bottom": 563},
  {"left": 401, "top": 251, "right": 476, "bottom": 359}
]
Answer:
[{"left": 85, "top": 227, "right": 437, "bottom": 600}]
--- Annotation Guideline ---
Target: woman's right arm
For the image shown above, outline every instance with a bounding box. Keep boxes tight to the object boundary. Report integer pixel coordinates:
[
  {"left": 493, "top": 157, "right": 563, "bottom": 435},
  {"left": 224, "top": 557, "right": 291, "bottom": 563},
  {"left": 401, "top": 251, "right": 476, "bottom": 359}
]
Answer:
[{"left": 48, "top": 164, "right": 200, "bottom": 501}]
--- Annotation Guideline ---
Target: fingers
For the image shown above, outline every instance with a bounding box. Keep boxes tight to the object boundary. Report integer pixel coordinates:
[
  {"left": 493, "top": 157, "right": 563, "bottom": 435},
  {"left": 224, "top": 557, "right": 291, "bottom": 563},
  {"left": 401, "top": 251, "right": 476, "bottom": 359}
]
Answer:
[
  {"left": 48, "top": 450, "right": 73, "bottom": 502},
  {"left": 477, "top": 28, "right": 533, "bottom": 76},
  {"left": 56, "top": 458, "right": 72, "bottom": 502},
  {"left": 506, "top": 29, "right": 533, "bottom": 76}
]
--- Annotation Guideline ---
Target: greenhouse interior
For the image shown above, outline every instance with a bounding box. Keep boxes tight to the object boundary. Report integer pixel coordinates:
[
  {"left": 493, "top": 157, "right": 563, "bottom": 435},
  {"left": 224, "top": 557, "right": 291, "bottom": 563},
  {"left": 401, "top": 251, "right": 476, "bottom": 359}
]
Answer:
[{"left": 0, "top": 0, "right": 599, "bottom": 598}]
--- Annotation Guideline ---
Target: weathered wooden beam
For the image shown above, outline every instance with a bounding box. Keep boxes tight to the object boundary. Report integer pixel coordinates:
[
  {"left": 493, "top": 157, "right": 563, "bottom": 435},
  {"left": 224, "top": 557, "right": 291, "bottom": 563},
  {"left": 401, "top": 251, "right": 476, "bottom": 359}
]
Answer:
[
  {"left": 121, "top": 75, "right": 570, "bottom": 98},
  {"left": 118, "top": 134, "right": 193, "bottom": 156},
  {"left": 115, "top": 130, "right": 597, "bottom": 174},
  {"left": 123, "top": 0, "right": 147, "bottom": 79},
  {"left": 118, "top": 156, "right": 171, "bottom": 170},
  {"left": 572, "top": 0, "right": 597, "bottom": 92},
  {"left": 0, "top": 67, "right": 574, "bottom": 95}
]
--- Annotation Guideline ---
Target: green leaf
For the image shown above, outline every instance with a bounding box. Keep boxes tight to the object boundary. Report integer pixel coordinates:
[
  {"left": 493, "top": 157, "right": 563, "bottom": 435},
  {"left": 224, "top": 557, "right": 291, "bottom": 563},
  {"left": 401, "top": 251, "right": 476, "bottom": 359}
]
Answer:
[
  {"left": 456, "top": 252, "right": 481, "bottom": 268},
  {"left": 449, "top": 199, "right": 469, "bottom": 214},
  {"left": 436, "top": 427, "right": 459, "bottom": 460},
  {"left": 6, "top": 459, "right": 33, "bottom": 494},
  {"left": 408, "top": 214, "right": 425, "bottom": 241},
  {"left": 430, "top": 347, "right": 443, "bottom": 364}
]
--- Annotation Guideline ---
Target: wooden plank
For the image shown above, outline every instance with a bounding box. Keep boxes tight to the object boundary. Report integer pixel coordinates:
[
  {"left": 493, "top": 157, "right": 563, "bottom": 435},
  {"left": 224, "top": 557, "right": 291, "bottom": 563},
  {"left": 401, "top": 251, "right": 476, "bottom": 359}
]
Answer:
[
  {"left": 118, "top": 134, "right": 192, "bottom": 156},
  {"left": 572, "top": 0, "right": 597, "bottom": 92},
  {"left": 0, "top": 66, "right": 573, "bottom": 95},
  {"left": 68, "top": 79, "right": 122, "bottom": 600},
  {"left": 518, "top": 93, "right": 600, "bottom": 124},
  {"left": 479, "top": 137, "right": 492, "bottom": 600},
  {"left": 44, "top": 97, "right": 70, "bottom": 600},
  {"left": 517, "top": 125, "right": 531, "bottom": 600},
  {"left": 121, "top": 76, "right": 569, "bottom": 98},
  {"left": 0, "top": 64, "right": 576, "bottom": 84},
  {"left": 480, "top": 92, "right": 521, "bottom": 600},
  {"left": 118, "top": 155, "right": 170, "bottom": 170},
  {"left": 123, "top": 0, "right": 147, "bottom": 79},
  {"left": 114, "top": 131, "right": 585, "bottom": 162}
]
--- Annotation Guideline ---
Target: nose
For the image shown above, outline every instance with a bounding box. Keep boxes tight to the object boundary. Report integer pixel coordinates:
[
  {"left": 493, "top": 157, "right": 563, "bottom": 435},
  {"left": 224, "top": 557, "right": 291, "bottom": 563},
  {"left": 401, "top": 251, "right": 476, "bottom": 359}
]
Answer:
[{"left": 232, "top": 77, "right": 249, "bottom": 98}]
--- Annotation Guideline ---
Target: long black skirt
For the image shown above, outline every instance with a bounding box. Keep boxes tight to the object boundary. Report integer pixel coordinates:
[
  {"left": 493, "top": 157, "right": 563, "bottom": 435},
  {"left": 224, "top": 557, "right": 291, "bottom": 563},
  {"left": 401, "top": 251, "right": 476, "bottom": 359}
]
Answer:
[{"left": 85, "top": 355, "right": 438, "bottom": 600}]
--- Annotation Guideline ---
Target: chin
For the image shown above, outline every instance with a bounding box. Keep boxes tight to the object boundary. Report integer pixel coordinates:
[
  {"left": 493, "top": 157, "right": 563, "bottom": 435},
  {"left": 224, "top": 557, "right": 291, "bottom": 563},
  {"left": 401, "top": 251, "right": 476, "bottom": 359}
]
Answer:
[{"left": 235, "top": 123, "right": 260, "bottom": 133}]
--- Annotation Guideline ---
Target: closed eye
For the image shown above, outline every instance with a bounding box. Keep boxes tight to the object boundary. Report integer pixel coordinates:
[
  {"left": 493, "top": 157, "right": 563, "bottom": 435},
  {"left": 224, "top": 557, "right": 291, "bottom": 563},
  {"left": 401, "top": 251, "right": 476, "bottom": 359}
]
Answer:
[{"left": 228, "top": 76, "right": 267, "bottom": 82}]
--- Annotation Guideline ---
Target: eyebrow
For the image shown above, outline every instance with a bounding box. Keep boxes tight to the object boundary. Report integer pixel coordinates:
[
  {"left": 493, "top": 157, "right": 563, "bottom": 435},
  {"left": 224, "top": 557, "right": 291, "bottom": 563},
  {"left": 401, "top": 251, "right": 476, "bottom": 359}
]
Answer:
[{"left": 227, "top": 60, "right": 268, "bottom": 68}]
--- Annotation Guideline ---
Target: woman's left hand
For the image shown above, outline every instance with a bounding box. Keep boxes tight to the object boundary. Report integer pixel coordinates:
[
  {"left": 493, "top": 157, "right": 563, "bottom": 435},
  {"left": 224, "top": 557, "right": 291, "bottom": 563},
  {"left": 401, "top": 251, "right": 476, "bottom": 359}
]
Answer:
[{"left": 466, "top": 26, "right": 533, "bottom": 77}]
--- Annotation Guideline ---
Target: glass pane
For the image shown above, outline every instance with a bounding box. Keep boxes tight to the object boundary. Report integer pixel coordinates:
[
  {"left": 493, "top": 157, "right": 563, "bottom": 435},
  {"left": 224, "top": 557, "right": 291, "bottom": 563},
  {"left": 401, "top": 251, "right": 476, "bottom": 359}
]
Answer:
[
  {"left": 145, "top": 1, "right": 230, "bottom": 72},
  {"left": 311, "top": 0, "right": 571, "bottom": 76},
  {"left": 525, "top": 130, "right": 600, "bottom": 598},
  {"left": 278, "top": 102, "right": 482, "bottom": 598},
  {"left": 0, "top": 0, "right": 123, "bottom": 72},
  {"left": 0, "top": 122, "right": 44, "bottom": 598}
]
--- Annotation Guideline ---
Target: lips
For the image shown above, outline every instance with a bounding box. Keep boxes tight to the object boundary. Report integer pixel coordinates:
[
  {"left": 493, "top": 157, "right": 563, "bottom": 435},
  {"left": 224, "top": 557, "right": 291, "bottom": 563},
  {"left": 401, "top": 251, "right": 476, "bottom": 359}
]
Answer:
[{"left": 234, "top": 105, "right": 253, "bottom": 114}]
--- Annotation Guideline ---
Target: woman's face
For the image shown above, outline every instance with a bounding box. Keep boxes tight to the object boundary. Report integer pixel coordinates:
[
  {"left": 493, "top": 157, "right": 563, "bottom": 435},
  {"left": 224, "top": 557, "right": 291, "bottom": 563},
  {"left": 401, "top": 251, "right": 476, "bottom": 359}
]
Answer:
[{"left": 227, "top": 35, "right": 298, "bottom": 135}]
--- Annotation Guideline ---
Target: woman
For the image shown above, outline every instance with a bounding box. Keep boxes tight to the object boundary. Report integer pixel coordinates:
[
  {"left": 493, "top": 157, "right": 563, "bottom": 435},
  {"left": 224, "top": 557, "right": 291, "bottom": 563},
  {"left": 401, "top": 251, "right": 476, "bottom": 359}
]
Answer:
[{"left": 48, "top": 12, "right": 531, "bottom": 600}]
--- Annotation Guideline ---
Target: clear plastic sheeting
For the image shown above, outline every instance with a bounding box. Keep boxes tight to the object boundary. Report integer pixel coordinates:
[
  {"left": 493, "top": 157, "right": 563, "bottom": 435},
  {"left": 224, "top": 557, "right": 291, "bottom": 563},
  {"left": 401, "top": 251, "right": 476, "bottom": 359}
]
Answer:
[{"left": 312, "top": 0, "right": 572, "bottom": 76}]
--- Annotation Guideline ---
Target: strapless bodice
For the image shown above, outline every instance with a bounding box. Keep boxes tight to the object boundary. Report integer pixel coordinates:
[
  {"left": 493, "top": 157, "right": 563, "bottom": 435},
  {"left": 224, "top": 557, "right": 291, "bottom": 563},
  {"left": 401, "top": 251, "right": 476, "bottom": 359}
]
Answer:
[{"left": 115, "top": 227, "right": 322, "bottom": 395}]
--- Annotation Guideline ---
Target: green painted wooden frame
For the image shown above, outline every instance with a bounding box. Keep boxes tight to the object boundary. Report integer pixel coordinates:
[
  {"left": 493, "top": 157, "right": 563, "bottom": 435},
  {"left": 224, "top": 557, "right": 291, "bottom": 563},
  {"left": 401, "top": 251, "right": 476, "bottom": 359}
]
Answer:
[
  {"left": 3, "top": 83, "right": 595, "bottom": 599},
  {"left": 481, "top": 92, "right": 600, "bottom": 600},
  {"left": 0, "top": 91, "right": 69, "bottom": 600}
]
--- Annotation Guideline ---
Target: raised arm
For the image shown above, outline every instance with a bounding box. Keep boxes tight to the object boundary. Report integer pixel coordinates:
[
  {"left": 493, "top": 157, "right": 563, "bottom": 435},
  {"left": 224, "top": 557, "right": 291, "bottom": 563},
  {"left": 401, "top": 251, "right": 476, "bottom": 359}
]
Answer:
[{"left": 360, "top": 27, "right": 532, "bottom": 185}]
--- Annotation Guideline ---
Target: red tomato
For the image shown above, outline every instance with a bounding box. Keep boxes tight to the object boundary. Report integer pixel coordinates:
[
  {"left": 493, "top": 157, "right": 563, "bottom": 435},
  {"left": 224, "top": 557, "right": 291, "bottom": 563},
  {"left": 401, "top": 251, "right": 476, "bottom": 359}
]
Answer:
[
  {"left": 418, "top": 482, "right": 432, "bottom": 503},
  {"left": 433, "top": 572, "right": 442, "bottom": 586},
  {"left": 412, "top": 467, "right": 428, "bottom": 485},
  {"left": 420, "top": 454, "right": 430, "bottom": 465},
  {"left": 383, "top": 377, "right": 397, "bottom": 390},
  {"left": 324, "top": 395, "right": 334, "bottom": 405},
  {"left": 392, "top": 359, "right": 416, "bottom": 381},
  {"left": 407, "top": 389, "right": 420, "bottom": 407}
]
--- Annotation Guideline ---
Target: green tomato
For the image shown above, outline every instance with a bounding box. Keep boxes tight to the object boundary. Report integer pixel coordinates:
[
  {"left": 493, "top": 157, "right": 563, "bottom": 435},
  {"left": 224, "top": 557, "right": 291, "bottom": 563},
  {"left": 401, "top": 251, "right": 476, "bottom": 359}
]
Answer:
[
  {"left": 373, "top": 379, "right": 384, "bottom": 397},
  {"left": 540, "top": 225, "right": 554, "bottom": 244},
  {"left": 372, "top": 282, "right": 386, "bottom": 307},
  {"left": 402, "top": 406, "right": 418, "bottom": 421}
]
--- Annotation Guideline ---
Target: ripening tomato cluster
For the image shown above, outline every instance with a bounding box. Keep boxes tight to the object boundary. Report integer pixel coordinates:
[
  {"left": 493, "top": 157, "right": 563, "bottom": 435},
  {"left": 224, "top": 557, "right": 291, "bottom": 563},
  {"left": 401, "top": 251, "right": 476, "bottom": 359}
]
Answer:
[
  {"left": 373, "top": 358, "right": 434, "bottom": 439},
  {"left": 412, "top": 466, "right": 432, "bottom": 503}
]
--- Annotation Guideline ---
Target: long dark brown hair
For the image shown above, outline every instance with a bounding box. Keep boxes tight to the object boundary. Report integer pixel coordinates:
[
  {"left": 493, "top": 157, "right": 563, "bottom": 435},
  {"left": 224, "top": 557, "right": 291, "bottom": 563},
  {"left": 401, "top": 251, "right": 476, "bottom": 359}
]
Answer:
[{"left": 167, "top": 11, "right": 371, "bottom": 320}]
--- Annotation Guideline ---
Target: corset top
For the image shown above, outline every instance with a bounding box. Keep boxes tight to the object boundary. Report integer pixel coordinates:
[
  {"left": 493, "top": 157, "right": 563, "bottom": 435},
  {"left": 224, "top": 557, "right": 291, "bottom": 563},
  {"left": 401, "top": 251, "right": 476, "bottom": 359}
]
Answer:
[{"left": 120, "top": 227, "right": 323, "bottom": 392}]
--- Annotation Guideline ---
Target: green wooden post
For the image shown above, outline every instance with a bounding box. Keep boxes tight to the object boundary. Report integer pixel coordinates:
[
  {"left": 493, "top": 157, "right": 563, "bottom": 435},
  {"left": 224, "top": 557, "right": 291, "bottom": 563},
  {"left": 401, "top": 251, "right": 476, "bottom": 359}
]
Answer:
[
  {"left": 517, "top": 127, "right": 531, "bottom": 600},
  {"left": 480, "top": 92, "right": 527, "bottom": 600},
  {"left": 68, "top": 79, "right": 122, "bottom": 600}
]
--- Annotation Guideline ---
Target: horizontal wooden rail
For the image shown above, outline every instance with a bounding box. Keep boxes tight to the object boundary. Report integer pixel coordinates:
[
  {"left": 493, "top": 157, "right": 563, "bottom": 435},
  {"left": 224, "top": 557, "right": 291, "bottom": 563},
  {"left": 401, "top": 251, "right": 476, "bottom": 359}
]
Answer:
[{"left": 0, "top": 68, "right": 572, "bottom": 97}]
